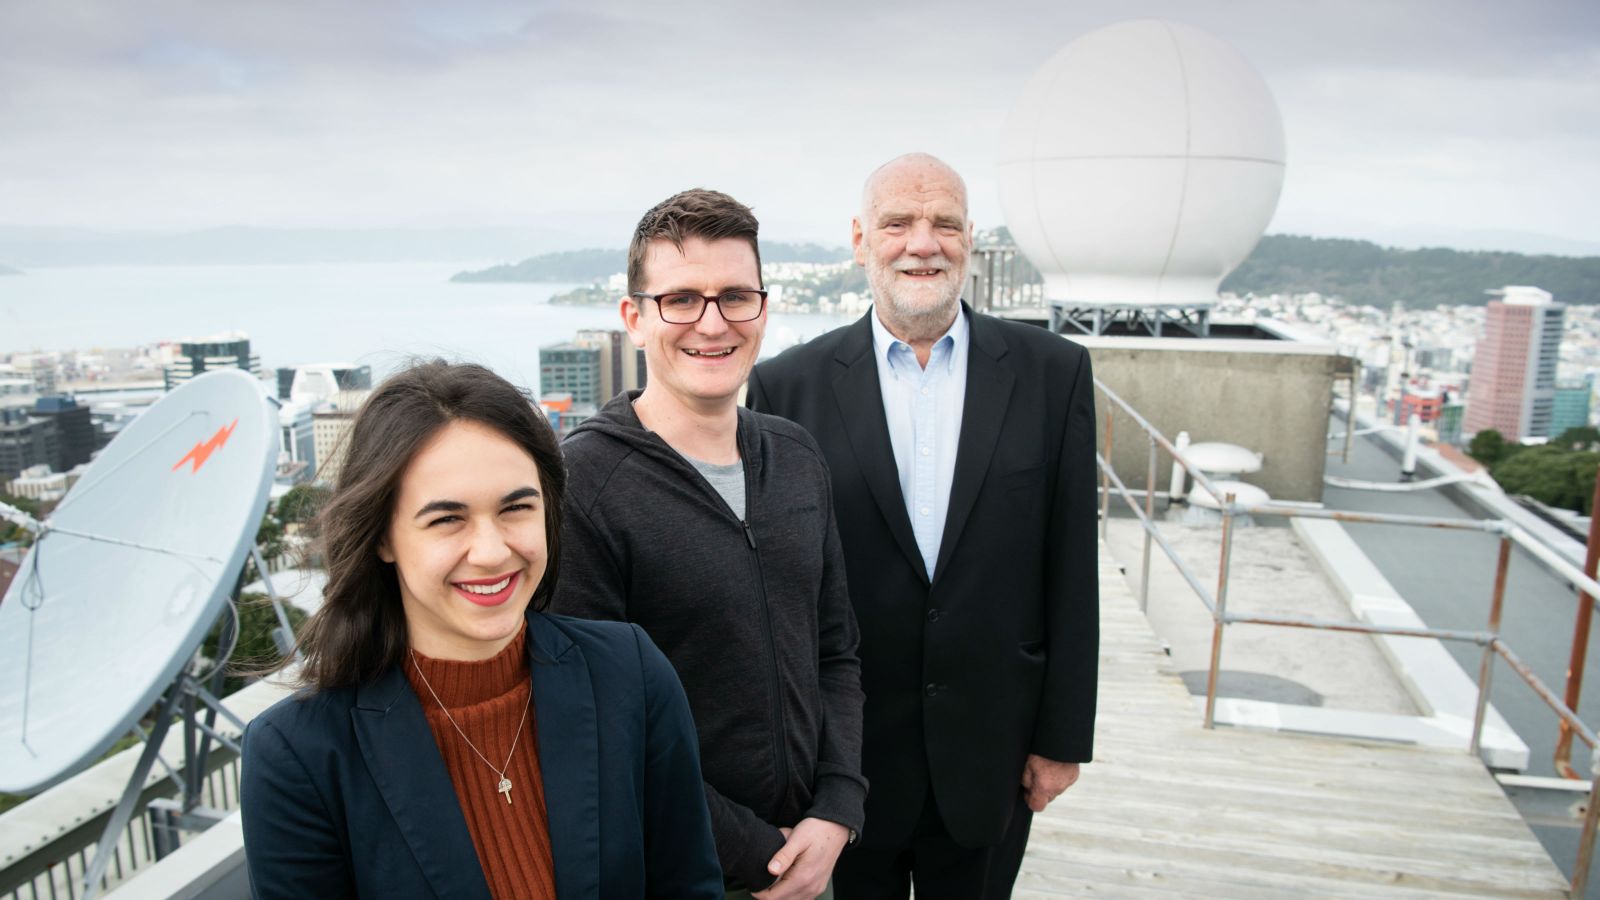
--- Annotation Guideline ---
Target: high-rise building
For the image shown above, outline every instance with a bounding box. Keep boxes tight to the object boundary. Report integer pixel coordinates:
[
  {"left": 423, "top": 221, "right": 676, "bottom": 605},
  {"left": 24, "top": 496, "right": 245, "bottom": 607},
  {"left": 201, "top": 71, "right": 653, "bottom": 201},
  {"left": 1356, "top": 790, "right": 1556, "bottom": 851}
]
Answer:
[
  {"left": 540, "top": 342, "right": 603, "bottom": 407},
  {"left": 573, "top": 329, "right": 645, "bottom": 403},
  {"left": 312, "top": 390, "right": 372, "bottom": 486},
  {"left": 1464, "top": 286, "right": 1564, "bottom": 442},
  {"left": 1552, "top": 378, "right": 1593, "bottom": 436},
  {"left": 164, "top": 332, "right": 263, "bottom": 391},
  {"left": 29, "top": 397, "right": 95, "bottom": 473},
  {"left": 0, "top": 408, "right": 57, "bottom": 484},
  {"left": 277, "top": 400, "right": 318, "bottom": 483}
]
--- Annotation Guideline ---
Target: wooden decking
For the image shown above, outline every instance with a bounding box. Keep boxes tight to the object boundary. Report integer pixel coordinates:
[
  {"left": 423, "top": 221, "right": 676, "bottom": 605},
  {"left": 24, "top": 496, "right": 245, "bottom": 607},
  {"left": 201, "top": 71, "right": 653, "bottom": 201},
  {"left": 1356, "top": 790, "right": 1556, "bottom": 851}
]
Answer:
[{"left": 1015, "top": 546, "right": 1570, "bottom": 898}]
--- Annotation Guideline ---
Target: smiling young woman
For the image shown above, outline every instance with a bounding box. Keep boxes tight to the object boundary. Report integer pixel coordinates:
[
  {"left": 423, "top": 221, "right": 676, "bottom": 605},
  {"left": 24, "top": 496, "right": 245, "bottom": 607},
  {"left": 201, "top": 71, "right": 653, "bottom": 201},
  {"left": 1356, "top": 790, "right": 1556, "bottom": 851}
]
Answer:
[{"left": 240, "top": 361, "right": 721, "bottom": 899}]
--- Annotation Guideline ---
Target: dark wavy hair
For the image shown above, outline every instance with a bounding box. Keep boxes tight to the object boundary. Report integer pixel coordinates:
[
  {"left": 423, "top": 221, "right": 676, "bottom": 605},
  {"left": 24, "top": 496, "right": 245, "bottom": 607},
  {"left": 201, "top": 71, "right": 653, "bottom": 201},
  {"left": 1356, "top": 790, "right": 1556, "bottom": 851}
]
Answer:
[
  {"left": 626, "top": 188, "right": 763, "bottom": 295},
  {"left": 288, "top": 360, "right": 564, "bottom": 690}
]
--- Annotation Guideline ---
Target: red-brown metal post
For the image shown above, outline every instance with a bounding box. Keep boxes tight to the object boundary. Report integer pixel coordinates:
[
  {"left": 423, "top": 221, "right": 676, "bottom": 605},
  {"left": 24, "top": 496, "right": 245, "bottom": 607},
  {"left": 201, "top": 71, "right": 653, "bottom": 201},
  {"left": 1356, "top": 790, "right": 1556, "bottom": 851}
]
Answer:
[
  {"left": 1204, "top": 492, "right": 1238, "bottom": 729},
  {"left": 1556, "top": 464, "right": 1600, "bottom": 779},
  {"left": 1471, "top": 536, "right": 1513, "bottom": 757},
  {"left": 1573, "top": 754, "right": 1600, "bottom": 896}
]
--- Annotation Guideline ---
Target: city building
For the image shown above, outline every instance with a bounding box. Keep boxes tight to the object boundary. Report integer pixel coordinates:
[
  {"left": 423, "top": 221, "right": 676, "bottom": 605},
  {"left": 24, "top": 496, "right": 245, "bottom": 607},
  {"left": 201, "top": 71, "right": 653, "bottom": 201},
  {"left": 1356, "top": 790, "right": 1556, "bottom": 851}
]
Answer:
[
  {"left": 311, "top": 390, "right": 372, "bottom": 486},
  {"left": 1396, "top": 387, "right": 1445, "bottom": 425},
  {"left": 1552, "top": 378, "right": 1593, "bottom": 436},
  {"left": 0, "top": 379, "right": 36, "bottom": 401},
  {"left": 539, "top": 342, "right": 603, "bottom": 407},
  {"left": 1463, "top": 286, "right": 1564, "bottom": 442},
  {"left": 8, "top": 464, "right": 67, "bottom": 502},
  {"left": 573, "top": 329, "right": 645, "bottom": 403},
  {"left": 0, "top": 408, "right": 57, "bottom": 484},
  {"left": 276, "top": 400, "right": 317, "bottom": 484},
  {"left": 162, "top": 332, "right": 263, "bottom": 391},
  {"left": 538, "top": 392, "right": 599, "bottom": 439},
  {"left": 0, "top": 357, "right": 56, "bottom": 396},
  {"left": 29, "top": 396, "right": 95, "bottom": 473},
  {"left": 275, "top": 363, "right": 373, "bottom": 403},
  {"left": 1436, "top": 402, "right": 1466, "bottom": 446}
]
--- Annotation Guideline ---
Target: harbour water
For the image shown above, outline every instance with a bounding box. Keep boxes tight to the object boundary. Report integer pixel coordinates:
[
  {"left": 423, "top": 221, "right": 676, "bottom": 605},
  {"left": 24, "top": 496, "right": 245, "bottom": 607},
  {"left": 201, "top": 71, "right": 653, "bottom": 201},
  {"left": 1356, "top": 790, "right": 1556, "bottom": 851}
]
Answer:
[{"left": 0, "top": 263, "right": 855, "bottom": 394}]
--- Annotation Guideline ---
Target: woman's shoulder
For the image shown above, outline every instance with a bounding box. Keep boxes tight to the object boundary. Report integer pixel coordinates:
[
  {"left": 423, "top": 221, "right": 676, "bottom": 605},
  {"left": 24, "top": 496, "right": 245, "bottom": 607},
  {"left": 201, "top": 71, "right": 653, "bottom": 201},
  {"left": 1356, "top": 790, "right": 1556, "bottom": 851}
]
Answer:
[
  {"left": 531, "top": 613, "right": 672, "bottom": 680},
  {"left": 534, "top": 611, "right": 644, "bottom": 654},
  {"left": 247, "top": 681, "right": 360, "bottom": 753}
]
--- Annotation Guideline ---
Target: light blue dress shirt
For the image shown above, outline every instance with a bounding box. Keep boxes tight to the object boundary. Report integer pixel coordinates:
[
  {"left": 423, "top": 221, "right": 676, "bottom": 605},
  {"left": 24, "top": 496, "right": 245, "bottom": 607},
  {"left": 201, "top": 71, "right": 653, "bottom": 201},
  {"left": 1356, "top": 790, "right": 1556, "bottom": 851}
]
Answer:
[{"left": 870, "top": 306, "right": 969, "bottom": 579}]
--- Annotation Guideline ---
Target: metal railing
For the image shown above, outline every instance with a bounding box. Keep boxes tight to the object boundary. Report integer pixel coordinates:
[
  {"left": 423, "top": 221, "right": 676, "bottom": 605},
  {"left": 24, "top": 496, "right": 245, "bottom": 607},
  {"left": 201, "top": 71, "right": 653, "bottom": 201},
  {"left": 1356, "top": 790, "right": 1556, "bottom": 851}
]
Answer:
[
  {"left": 1094, "top": 377, "right": 1600, "bottom": 896},
  {"left": 968, "top": 247, "right": 1044, "bottom": 312},
  {"left": 1, "top": 758, "right": 242, "bottom": 900}
]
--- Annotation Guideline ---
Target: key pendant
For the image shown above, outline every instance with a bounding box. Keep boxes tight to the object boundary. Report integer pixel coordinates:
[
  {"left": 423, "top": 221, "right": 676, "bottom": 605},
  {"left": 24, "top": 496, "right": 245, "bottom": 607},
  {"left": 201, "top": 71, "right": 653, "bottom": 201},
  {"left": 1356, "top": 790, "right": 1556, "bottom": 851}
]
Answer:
[{"left": 498, "top": 777, "right": 513, "bottom": 805}]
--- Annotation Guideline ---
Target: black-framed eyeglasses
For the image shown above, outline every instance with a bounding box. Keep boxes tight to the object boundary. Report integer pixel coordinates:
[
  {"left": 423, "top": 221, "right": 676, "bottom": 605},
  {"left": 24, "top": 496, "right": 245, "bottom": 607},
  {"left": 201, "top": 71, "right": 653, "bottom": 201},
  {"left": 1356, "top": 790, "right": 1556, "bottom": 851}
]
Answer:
[{"left": 631, "top": 290, "right": 768, "bottom": 324}]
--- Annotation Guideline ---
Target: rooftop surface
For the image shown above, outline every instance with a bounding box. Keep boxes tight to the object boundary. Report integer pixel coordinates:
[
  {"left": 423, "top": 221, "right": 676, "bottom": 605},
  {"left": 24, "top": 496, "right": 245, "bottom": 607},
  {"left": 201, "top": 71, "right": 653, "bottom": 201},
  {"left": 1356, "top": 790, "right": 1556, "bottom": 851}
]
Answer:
[{"left": 1017, "top": 546, "right": 1567, "bottom": 896}]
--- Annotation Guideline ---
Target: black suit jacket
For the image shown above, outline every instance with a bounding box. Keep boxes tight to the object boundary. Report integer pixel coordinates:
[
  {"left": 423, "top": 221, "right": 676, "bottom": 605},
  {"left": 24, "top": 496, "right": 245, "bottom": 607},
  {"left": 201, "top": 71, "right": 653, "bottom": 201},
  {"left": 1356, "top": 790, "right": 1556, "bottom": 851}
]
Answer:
[
  {"left": 747, "top": 306, "right": 1098, "bottom": 848},
  {"left": 240, "top": 612, "right": 723, "bottom": 898}
]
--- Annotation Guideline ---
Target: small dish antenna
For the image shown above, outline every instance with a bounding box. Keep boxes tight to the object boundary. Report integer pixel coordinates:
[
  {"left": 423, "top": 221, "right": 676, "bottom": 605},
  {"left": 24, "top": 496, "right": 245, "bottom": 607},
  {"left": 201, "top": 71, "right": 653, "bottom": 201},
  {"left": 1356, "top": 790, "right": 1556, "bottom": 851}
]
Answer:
[{"left": 0, "top": 369, "right": 288, "bottom": 898}]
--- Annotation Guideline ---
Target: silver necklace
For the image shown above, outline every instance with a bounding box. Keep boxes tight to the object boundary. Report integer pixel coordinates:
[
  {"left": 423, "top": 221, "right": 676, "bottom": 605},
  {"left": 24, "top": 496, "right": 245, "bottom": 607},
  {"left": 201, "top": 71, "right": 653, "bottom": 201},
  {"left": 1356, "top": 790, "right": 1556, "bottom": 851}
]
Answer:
[{"left": 410, "top": 650, "right": 531, "bottom": 805}]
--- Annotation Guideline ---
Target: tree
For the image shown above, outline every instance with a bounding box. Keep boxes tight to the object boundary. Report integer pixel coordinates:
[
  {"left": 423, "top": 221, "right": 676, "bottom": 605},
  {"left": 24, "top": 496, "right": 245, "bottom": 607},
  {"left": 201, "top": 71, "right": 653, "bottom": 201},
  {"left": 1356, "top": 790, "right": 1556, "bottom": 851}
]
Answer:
[
  {"left": 1556, "top": 426, "right": 1600, "bottom": 452},
  {"left": 276, "top": 483, "right": 330, "bottom": 525},
  {"left": 1492, "top": 446, "right": 1600, "bottom": 514},
  {"left": 202, "top": 591, "right": 308, "bottom": 696},
  {"left": 256, "top": 515, "right": 285, "bottom": 561},
  {"left": 1468, "top": 430, "right": 1513, "bottom": 468}
]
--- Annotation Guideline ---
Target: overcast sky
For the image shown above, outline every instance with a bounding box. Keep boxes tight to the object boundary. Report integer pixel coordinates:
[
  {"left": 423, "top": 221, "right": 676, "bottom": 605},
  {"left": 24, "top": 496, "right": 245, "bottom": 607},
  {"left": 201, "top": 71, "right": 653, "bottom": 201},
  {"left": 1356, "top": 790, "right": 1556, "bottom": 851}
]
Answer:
[{"left": 2, "top": 0, "right": 1596, "bottom": 249}]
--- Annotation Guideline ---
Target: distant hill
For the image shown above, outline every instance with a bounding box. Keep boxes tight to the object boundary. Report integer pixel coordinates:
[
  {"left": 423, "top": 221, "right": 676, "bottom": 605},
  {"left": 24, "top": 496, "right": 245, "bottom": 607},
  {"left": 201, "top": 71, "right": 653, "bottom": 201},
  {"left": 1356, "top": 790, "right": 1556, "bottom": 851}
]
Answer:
[
  {"left": 452, "top": 248, "right": 622, "bottom": 283},
  {"left": 1222, "top": 235, "right": 1600, "bottom": 307},
  {"left": 452, "top": 242, "right": 850, "bottom": 283},
  {"left": 0, "top": 263, "right": 19, "bottom": 276}
]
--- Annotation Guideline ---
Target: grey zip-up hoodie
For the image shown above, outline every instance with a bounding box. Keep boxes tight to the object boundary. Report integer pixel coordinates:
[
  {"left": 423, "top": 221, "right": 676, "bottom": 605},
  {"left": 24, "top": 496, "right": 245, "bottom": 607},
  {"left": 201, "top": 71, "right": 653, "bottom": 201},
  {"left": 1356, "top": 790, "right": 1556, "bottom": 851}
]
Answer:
[{"left": 552, "top": 391, "right": 866, "bottom": 891}]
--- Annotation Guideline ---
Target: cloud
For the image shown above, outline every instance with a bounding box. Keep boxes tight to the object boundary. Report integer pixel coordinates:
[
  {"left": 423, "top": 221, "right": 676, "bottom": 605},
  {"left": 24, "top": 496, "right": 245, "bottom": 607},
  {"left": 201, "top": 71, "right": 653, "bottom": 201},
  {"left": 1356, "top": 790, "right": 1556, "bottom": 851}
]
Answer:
[{"left": 0, "top": 0, "right": 1595, "bottom": 245}]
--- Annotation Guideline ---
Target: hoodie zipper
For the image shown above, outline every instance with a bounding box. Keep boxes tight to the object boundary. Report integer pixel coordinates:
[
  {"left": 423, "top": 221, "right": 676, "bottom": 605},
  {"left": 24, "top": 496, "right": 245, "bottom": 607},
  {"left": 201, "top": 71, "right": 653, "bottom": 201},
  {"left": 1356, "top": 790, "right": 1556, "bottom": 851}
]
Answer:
[{"left": 739, "top": 478, "right": 791, "bottom": 822}]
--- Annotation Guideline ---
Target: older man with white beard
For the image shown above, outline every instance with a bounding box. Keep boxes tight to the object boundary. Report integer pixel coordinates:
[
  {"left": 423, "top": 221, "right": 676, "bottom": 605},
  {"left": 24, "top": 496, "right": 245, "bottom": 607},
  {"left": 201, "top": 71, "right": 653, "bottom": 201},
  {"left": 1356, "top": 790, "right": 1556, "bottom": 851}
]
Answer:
[{"left": 747, "top": 153, "right": 1100, "bottom": 899}]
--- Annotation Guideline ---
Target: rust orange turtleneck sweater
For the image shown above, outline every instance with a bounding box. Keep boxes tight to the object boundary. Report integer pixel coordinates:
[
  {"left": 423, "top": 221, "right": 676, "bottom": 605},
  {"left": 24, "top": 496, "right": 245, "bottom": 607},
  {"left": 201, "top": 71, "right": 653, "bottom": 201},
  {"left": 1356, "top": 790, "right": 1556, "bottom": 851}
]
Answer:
[{"left": 404, "top": 627, "right": 556, "bottom": 899}]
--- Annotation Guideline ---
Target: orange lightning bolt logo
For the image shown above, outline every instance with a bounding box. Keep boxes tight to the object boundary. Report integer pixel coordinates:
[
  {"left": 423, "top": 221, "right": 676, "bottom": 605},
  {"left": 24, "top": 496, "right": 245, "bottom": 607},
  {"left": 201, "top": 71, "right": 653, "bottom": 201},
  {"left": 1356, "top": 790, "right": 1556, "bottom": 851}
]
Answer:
[{"left": 172, "top": 418, "right": 239, "bottom": 474}]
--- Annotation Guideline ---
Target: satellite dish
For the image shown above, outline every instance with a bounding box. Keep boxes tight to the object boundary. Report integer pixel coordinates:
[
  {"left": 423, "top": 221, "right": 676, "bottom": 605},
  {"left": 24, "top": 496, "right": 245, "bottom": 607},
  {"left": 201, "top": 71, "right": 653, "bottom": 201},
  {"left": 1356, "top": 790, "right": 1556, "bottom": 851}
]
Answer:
[
  {"left": 1189, "top": 479, "right": 1271, "bottom": 510},
  {"left": 1183, "top": 441, "right": 1265, "bottom": 476},
  {"left": 0, "top": 369, "right": 276, "bottom": 794}
]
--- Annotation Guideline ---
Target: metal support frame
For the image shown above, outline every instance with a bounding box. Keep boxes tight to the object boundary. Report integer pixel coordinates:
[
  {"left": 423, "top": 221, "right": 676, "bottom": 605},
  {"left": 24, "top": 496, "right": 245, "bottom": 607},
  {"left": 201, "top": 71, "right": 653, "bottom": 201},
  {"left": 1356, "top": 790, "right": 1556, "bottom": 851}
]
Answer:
[
  {"left": 1049, "top": 301, "right": 1213, "bottom": 338},
  {"left": 76, "top": 556, "right": 260, "bottom": 898}
]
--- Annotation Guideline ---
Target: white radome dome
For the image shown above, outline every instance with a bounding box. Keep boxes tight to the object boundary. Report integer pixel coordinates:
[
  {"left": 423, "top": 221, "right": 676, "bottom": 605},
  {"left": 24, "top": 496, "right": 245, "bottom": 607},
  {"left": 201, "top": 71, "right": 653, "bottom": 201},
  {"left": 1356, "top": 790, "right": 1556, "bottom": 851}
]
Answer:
[{"left": 997, "top": 20, "right": 1286, "bottom": 307}]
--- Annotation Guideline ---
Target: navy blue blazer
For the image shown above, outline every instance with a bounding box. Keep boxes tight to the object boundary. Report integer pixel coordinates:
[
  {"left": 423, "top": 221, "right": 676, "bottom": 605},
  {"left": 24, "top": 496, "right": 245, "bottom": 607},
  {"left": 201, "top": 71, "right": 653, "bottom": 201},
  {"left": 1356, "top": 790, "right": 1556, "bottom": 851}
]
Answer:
[{"left": 240, "top": 612, "right": 722, "bottom": 899}]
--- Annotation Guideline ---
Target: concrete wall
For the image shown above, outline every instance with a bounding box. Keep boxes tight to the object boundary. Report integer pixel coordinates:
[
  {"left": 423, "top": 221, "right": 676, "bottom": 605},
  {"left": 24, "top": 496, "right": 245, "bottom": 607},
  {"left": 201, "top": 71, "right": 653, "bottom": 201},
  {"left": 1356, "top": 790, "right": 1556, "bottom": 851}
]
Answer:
[{"left": 1080, "top": 336, "right": 1343, "bottom": 503}]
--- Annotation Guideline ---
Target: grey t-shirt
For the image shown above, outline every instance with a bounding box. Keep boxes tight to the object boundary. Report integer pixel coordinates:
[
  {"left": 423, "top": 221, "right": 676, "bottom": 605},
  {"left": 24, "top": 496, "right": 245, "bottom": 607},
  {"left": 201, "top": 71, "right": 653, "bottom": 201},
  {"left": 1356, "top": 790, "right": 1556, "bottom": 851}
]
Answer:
[{"left": 685, "top": 454, "right": 746, "bottom": 519}]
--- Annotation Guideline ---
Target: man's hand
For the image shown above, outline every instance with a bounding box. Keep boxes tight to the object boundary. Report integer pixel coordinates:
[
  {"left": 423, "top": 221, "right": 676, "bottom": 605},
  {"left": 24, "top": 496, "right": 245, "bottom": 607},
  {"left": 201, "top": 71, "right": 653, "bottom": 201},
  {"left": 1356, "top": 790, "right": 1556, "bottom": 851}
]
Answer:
[
  {"left": 752, "top": 817, "right": 849, "bottom": 900},
  {"left": 1021, "top": 754, "right": 1080, "bottom": 812}
]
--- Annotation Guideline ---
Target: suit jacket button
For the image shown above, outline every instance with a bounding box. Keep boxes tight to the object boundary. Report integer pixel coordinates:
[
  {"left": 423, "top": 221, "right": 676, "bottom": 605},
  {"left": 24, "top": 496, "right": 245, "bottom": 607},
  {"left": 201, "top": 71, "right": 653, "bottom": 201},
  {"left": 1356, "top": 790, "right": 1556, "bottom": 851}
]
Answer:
[
  {"left": 926, "top": 609, "right": 941, "bottom": 622},
  {"left": 925, "top": 683, "right": 939, "bottom": 697}
]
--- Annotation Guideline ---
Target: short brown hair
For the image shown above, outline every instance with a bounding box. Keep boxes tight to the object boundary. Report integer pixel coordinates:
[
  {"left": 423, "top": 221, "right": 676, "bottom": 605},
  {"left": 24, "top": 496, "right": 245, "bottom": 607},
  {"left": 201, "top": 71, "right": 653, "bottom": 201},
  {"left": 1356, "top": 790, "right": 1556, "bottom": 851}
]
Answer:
[
  {"left": 626, "top": 188, "right": 763, "bottom": 295},
  {"left": 285, "top": 360, "right": 565, "bottom": 690}
]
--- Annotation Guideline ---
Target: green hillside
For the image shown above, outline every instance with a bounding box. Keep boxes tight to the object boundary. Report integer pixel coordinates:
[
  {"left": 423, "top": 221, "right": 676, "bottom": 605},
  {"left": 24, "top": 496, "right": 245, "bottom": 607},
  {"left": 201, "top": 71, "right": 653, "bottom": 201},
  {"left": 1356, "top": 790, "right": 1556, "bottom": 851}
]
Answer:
[{"left": 1221, "top": 235, "right": 1600, "bottom": 307}]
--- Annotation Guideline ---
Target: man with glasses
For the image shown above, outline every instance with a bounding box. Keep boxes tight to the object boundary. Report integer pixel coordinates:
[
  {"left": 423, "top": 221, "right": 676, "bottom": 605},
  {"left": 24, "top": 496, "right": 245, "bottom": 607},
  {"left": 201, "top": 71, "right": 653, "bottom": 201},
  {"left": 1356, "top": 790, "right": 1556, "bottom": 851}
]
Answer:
[{"left": 554, "top": 188, "right": 865, "bottom": 899}]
